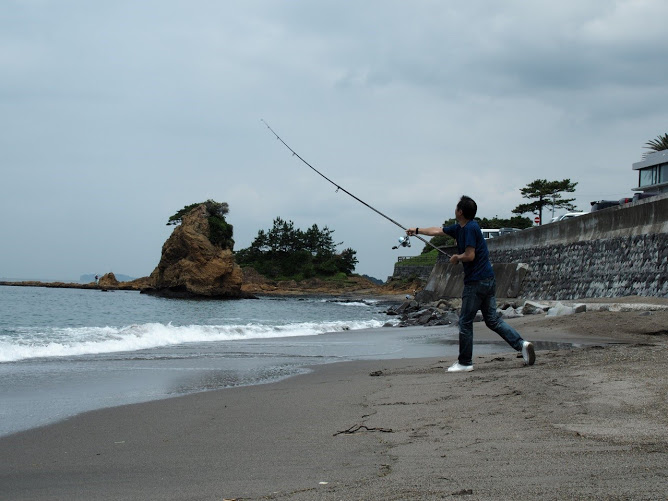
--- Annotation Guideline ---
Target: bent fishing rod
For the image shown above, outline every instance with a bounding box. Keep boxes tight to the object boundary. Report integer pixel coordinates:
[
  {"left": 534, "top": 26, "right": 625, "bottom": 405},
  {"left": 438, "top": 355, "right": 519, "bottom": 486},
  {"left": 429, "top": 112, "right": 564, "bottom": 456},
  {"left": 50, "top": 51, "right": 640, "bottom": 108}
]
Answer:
[{"left": 261, "top": 119, "right": 450, "bottom": 257}]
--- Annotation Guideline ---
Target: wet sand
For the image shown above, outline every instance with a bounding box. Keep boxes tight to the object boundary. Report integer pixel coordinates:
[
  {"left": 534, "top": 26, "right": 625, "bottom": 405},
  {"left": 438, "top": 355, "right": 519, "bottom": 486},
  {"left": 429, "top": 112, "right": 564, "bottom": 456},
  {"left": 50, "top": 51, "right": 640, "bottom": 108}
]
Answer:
[{"left": 1, "top": 305, "right": 667, "bottom": 500}]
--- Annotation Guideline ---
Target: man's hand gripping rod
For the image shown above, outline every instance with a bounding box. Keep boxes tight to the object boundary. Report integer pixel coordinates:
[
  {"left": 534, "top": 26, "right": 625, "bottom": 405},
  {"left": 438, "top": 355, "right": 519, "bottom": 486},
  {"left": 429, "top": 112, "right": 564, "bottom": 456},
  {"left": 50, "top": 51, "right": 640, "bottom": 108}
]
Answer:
[{"left": 261, "top": 119, "right": 450, "bottom": 257}]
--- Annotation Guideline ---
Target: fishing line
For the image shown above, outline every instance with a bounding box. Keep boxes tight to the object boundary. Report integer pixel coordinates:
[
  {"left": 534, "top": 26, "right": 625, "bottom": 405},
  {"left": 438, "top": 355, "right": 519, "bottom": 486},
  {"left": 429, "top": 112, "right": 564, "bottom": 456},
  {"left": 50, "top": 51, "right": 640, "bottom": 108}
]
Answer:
[{"left": 260, "top": 119, "right": 450, "bottom": 257}]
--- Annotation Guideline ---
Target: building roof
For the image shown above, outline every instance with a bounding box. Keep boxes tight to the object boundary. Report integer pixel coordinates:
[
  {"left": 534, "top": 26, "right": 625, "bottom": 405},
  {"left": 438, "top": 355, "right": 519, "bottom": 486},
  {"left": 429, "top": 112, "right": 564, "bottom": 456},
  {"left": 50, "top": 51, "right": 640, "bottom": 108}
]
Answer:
[{"left": 632, "top": 150, "right": 668, "bottom": 170}]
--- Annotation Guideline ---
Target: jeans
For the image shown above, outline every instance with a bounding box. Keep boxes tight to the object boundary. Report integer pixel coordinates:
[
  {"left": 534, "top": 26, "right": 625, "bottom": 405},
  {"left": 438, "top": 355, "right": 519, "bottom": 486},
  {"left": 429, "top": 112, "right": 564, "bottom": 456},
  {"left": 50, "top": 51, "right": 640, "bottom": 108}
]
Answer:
[{"left": 458, "top": 277, "right": 524, "bottom": 366}]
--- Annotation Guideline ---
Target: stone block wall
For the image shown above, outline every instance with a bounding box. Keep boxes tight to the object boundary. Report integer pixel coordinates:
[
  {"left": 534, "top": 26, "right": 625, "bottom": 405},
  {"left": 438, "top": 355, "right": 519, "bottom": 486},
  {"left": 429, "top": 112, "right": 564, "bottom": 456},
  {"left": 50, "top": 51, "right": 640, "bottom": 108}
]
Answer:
[
  {"left": 392, "top": 265, "right": 434, "bottom": 281},
  {"left": 488, "top": 233, "right": 668, "bottom": 300}
]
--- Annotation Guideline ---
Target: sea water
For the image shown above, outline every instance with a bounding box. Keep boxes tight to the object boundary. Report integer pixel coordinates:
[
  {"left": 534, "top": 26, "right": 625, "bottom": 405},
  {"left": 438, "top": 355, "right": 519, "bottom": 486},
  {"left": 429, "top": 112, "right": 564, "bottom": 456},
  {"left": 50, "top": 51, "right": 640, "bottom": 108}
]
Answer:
[{"left": 0, "top": 285, "right": 467, "bottom": 436}]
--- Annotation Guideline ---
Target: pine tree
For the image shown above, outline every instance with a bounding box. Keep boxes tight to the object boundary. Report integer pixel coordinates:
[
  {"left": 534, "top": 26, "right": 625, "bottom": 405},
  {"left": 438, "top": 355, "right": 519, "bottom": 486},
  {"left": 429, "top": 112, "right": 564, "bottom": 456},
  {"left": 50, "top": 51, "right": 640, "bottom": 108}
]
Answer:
[{"left": 512, "top": 179, "right": 578, "bottom": 225}]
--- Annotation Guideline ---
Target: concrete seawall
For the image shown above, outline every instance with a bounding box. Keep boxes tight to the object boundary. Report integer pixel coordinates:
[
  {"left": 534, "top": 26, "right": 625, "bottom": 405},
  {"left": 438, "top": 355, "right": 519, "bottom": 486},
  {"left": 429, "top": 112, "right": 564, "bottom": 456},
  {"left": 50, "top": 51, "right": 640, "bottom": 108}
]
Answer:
[
  {"left": 418, "top": 193, "right": 668, "bottom": 300},
  {"left": 488, "top": 193, "right": 668, "bottom": 250}
]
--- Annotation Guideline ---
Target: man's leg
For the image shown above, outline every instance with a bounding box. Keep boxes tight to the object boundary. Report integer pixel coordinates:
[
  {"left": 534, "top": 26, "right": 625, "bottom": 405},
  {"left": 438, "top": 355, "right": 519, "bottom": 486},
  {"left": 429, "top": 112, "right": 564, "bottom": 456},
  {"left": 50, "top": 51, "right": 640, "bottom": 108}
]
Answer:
[
  {"left": 480, "top": 278, "right": 535, "bottom": 365},
  {"left": 457, "top": 283, "right": 483, "bottom": 366}
]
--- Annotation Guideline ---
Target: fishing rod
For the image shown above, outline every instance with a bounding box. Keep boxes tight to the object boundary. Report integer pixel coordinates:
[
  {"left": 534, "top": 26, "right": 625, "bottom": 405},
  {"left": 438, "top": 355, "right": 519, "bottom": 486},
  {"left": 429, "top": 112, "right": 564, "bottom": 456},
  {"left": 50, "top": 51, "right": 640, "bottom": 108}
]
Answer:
[{"left": 261, "top": 119, "right": 450, "bottom": 257}]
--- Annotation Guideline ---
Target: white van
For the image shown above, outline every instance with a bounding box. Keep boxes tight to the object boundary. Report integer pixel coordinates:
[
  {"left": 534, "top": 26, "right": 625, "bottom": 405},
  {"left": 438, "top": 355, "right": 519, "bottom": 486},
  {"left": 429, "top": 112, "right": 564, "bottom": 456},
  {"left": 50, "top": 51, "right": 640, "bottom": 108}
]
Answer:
[
  {"left": 481, "top": 229, "right": 500, "bottom": 240},
  {"left": 554, "top": 212, "right": 586, "bottom": 222}
]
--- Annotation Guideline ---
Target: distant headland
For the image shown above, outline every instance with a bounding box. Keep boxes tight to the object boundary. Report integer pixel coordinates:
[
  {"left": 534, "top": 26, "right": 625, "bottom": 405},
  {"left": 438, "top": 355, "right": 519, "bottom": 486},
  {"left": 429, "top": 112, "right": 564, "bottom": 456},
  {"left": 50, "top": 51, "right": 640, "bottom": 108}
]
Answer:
[{"left": 0, "top": 201, "right": 413, "bottom": 299}]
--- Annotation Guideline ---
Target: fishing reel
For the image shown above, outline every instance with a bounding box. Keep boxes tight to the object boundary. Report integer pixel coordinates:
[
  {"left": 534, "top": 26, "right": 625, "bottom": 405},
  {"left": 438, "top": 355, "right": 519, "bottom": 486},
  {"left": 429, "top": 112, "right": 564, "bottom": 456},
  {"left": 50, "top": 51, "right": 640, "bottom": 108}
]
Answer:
[{"left": 392, "top": 235, "right": 411, "bottom": 250}]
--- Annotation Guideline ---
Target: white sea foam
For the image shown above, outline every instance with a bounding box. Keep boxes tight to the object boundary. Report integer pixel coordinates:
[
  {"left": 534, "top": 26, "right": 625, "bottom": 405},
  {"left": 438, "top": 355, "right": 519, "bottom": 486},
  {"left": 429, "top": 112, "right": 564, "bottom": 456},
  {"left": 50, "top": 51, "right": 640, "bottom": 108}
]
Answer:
[
  {"left": 333, "top": 301, "right": 370, "bottom": 307},
  {"left": 0, "top": 319, "right": 391, "bottom": 363}
]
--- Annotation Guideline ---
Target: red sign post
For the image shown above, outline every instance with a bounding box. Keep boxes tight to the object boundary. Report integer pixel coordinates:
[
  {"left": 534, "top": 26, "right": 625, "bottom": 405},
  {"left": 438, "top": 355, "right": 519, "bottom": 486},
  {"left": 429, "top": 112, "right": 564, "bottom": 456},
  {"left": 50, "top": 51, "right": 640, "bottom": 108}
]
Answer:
[{"left": 534, "top": 216, "right": 541, "bottom": 225}]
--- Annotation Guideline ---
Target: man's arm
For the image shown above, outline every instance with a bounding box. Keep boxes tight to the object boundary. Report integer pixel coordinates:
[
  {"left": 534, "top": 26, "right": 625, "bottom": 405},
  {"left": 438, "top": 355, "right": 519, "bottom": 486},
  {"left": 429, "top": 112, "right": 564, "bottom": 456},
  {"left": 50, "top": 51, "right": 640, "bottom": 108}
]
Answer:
[
  {"left": 406, "top": 226, "right": 473, "bottom": 265},
  {"left": 450, "top": 246, "right": 475, "bottom": 265},
  {"left": 406, "top": 226, "right": 444, "bottom": 237}
]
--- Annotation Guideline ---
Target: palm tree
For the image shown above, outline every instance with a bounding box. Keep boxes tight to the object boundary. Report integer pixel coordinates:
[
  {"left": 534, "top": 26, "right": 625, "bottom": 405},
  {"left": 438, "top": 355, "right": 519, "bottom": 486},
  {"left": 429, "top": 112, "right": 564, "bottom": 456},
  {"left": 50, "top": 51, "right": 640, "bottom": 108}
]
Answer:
[{"left": 644, "top": 133, "right": 668, "bottom": 156}]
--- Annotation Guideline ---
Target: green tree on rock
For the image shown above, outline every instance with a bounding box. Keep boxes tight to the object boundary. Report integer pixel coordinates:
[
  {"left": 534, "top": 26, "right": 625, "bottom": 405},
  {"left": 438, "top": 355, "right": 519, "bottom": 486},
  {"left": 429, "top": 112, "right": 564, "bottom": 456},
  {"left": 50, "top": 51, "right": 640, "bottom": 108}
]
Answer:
[
  {"left": 235, "top": 217, "right": 357, "bottom": 279},
  {"left": 167, "top": 200, "right": 234, "bottom": 250},
  {"left": 167, "top": 200, "right": 229, "bottom": 225},
  {"left": 512, "top": 179, "right": 578, "bottom": 225}
]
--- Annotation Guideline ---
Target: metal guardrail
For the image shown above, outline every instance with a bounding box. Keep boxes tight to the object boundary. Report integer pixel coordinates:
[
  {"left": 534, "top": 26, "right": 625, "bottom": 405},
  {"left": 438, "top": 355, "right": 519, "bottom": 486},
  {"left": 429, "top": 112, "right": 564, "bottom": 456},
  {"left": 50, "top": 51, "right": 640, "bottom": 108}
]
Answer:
[{"left": 396, "top": 254, "right": 437, "bottom": 266}]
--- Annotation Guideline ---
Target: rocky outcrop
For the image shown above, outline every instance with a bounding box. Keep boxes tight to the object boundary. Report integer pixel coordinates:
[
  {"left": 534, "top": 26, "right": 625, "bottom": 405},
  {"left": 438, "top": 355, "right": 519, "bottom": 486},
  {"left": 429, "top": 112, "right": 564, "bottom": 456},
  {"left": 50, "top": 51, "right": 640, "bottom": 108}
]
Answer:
[
  {"left": 98, "top": 272, "right": 120, "bottom": 288},
  {"left": 123, "top": 276, "right": 153, "bottom": 290},
  {"left": 142, "top": 204, "right": 252, "bottom": 299},
  {"left": 239, "top": 269, "right": 418, "bottom": 297}
]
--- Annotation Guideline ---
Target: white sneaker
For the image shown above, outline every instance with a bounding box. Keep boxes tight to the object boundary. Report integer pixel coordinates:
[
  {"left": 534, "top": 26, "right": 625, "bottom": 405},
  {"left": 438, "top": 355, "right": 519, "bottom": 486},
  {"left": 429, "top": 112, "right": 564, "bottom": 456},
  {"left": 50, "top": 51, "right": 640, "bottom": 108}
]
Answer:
[
  {"left": 447, "top": 362, "right": 473, "bottom": 372},
  {"left": 521, "top": 341, "right": 535, "bottom": 366}
]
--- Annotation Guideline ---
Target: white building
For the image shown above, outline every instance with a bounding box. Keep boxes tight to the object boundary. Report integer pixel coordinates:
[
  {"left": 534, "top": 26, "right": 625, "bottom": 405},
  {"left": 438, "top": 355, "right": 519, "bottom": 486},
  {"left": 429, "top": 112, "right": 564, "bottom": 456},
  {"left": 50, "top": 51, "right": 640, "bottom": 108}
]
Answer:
[{"left": 632, "top": 150, "right": 668, "bottom": 194}]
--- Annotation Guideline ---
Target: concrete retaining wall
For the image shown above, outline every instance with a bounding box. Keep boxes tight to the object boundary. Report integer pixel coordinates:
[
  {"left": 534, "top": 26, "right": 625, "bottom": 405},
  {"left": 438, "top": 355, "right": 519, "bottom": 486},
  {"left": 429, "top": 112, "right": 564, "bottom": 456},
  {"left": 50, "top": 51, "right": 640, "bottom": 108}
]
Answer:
[
  {"left": 420, "top": 193, "right": 668, "bottom": 300},
  {"left": 488, "top": 193, "right": 668, "bottom": 250},
  {"left": 392, "top": 265, "right": 434, "bottom": 281},
  {"left": 489, "top": 233, "right": 668, "bottom": 299},
  {"left": 417, "top": 262, "right": 529, "bottom": 302}
]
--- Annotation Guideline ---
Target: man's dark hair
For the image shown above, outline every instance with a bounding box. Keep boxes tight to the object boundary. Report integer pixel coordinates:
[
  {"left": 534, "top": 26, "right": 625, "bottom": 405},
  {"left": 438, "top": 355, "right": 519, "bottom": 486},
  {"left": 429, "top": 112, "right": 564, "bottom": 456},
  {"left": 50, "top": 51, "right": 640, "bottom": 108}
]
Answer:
[{"left": 457, "top": 196, "right": 477, "bottom": 220}]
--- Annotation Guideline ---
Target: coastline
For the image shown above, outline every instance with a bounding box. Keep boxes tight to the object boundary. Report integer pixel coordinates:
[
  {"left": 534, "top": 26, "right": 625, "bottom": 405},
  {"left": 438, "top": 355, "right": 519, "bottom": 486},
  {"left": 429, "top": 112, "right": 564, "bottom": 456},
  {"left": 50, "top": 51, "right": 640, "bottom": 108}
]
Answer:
[
  {"left": 0, "top": 272, "right": 419, "bottom": 298},
  {"left": 0, "top": 280, "right": 142, "bottom": 291},
  {"left": 2, "top": 308, "right": 667, "bottom": 500}
]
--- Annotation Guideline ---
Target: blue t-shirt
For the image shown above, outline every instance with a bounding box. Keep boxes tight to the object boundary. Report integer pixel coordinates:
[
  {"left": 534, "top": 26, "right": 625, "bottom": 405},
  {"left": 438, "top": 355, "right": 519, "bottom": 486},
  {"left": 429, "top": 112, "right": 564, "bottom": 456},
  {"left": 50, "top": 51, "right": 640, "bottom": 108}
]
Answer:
[{"left": 443, "top": 220, "right": 494, "bottom": 284}]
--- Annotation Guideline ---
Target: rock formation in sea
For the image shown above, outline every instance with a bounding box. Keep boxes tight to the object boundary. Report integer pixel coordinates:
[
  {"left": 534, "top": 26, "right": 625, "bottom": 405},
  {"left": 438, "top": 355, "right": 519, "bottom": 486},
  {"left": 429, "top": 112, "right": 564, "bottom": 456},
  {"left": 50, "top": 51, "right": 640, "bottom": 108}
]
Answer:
[
  {"left": 98, "top": 272, "right": 120, "bottom": 288},
  {"left": 141, "top": 203, "right": 252, "bottom": 299}
]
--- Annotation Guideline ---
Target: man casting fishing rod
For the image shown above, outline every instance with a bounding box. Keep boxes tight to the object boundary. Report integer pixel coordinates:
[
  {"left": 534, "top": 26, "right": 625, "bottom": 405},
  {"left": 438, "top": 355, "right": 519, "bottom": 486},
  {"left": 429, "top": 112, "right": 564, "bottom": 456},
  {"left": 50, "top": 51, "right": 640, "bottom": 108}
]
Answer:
[
  {"left": 261, "top": 122, "right": 534, "bottom": 369},
  {"left": 406, "top": 195, "right": 535, "bottom": 372}
]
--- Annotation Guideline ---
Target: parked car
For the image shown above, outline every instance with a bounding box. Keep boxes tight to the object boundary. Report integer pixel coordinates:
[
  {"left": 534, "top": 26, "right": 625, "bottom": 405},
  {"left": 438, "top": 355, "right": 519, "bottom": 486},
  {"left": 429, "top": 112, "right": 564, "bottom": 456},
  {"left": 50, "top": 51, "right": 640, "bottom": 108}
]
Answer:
[
  {"left": 632, "top": 192, "right": 660, "bottom": 202},
  {"left": 481, "top": 228, "right": 500, "bottom": 239},
  {"left": 590, "top": 200, "right": 620, "bottom": 212},
  {"left": 553, "top": 212, "right": 587, "bottom": 222},
  {"left": 618, "top": 197, "right": 633, "bottom": 205},
  {"left": 499, "top": 227, "right": 522, "bottom": 236}
]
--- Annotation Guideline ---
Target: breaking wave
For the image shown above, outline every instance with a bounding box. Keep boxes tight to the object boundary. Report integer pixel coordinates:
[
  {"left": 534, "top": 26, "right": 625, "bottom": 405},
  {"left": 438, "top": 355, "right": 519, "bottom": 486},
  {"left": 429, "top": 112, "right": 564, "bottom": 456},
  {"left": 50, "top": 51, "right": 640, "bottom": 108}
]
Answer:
[{"left": 0, "top": 319, "right": 391, "bottom": 363}]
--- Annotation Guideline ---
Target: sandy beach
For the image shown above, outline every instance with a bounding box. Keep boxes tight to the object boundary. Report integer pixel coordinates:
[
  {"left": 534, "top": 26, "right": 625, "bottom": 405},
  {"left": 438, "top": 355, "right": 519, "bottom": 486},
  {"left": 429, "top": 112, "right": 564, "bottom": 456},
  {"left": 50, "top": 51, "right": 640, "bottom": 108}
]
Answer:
[{"left": 2, "top": 299, "right": 667, "bottom": 500}]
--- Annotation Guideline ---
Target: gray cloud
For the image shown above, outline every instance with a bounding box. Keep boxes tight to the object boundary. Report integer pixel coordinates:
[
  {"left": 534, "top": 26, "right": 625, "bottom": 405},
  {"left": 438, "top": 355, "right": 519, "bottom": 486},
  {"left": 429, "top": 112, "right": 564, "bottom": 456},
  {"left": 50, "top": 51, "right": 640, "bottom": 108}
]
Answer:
[{"left": 1, "top": 0, "right": 667, "bottom": 280}]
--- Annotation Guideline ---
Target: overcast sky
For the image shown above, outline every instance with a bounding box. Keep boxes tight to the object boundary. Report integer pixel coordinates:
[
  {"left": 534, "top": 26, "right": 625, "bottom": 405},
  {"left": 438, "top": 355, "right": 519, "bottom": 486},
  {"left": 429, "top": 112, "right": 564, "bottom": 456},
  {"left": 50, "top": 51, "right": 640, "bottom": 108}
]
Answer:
[{"left": 2, "top": 0, "right": 667, "bottom": 281}]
